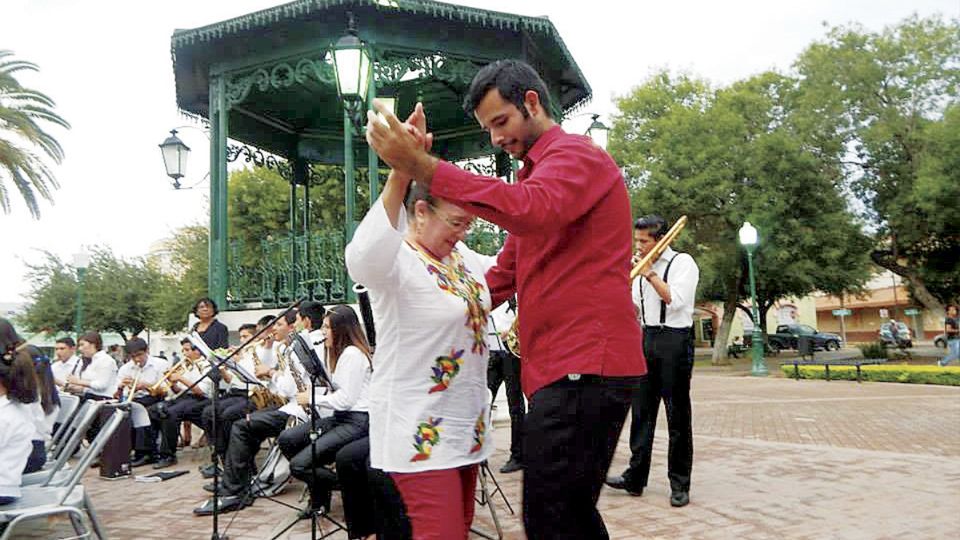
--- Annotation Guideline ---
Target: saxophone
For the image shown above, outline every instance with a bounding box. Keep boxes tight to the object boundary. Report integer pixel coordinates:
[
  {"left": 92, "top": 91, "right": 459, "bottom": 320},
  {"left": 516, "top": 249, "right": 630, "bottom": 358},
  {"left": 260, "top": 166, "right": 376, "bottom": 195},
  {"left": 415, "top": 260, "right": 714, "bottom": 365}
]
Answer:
[{"left": 249, "top": 346, "right": 287, "bottom": 410}]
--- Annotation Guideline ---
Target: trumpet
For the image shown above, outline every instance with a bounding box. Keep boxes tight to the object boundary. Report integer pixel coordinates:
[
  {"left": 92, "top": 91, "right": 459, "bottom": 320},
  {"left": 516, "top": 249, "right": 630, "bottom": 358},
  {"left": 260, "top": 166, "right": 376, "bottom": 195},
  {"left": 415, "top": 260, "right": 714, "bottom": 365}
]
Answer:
[
  {"left": 121, "top": 364, "right": 144, "bottom": 403},
  {"left": 630, "top": 215, "right": 687, "bottom": 281},
  {"left": 148, "top": 358, "right": 191, "bottom": 397}
]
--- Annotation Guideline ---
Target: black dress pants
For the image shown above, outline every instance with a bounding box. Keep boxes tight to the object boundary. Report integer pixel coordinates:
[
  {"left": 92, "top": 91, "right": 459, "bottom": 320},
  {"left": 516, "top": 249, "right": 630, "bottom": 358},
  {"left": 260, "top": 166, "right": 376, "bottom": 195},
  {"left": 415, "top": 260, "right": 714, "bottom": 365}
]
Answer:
[
  {"left": 625, "top": 327, "right": 694, "bottom": 492},
  {"left": 487, "top": 349, "right": 526, "bottom": 462},
  {"left": 132, "top": 395, "right": 162, "bottom": 457},
  {"left": 221, "top": 408, "right": 290, "bottom": 496},
  {"left": 335, "top": 436, "right": 412, "bottom": 539},
  {"left": 201, "top": 394, "right": 251, "bottom": 458},
  {"left": 278, "top": 411, "right": 369, "bottom": 508},
  {"left": 155, "top": 395, "right": 209, "bottom": 459},
  {"left": 522, "top": 375, "right": 639, "bottom": 540}
]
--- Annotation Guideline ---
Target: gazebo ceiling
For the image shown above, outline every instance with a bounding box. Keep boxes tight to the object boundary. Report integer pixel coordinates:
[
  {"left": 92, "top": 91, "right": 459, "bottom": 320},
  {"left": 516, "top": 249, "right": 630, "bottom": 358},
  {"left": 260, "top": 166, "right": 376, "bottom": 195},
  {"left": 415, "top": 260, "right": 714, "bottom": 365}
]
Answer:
[{"left": 171, "top": 0, "right": 592, "bottom": 163}]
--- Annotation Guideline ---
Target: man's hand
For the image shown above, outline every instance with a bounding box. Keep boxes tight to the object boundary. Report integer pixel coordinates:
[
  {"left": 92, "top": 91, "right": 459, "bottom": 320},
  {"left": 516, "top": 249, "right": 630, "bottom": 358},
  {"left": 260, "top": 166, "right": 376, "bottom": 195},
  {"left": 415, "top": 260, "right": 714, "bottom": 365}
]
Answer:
[
  {"left": 366, "top": 100, "right": 438, "bottom": 183},
  {"left": 67, "top": 375, "right": 83, "bottom": 386},
  {"left": 296, "top": 391, "right": 310, "bottom": 407},
  {"left": 255, "top": 364, "right": 272, "bottom": 379}
]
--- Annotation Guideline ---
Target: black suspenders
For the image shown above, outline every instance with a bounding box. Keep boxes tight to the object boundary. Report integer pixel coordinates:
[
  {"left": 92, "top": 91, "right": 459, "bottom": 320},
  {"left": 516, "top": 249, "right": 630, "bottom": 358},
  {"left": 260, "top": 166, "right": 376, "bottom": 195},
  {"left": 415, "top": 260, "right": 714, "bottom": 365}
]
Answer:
[{"left": 640, "top": 254, "right": 678, "bottom": 327}]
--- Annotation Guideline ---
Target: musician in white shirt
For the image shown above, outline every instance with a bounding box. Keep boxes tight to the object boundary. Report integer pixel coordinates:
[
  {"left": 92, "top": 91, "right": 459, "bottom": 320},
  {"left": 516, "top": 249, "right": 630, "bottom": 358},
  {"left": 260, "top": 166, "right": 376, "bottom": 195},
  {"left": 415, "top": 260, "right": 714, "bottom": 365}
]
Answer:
[
  {"left": 66, "top": 331, "right": 119, "bottom": 401},
  {"left": 607, "top": 215, "right": 700, "bottom": 508},
  {"left": 277, "top": 304, "right": 373, "bottom": 514},
  {"left": 152, "top": 338, "right": 214, "bottom": 469},
  {"left": 117, "top": 338, "right": 164, "bottom": 467},
  {"left": 51, "top": 337, "right": 79, "bottom": 387},
  {"left": 194, "top": 308, "right": 309, "bottom": 515},
  {"left": 0, "top": 338, "right": 35, "bottom": 506}
]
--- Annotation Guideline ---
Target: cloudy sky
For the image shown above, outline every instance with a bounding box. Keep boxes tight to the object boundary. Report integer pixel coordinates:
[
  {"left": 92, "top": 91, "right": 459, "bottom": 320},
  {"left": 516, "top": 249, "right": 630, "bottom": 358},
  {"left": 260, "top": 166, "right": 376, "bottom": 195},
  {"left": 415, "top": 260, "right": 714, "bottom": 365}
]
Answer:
[{"left": 3, "top": 0, "right": 957, "bottom": 303}]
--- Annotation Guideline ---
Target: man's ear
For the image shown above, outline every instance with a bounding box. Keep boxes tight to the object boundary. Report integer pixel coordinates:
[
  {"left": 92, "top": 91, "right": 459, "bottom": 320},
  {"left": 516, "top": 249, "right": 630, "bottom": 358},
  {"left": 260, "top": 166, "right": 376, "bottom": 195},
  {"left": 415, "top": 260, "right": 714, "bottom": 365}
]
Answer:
[{"left": 523, "top": 90, "right": 543, "bottom": 117}]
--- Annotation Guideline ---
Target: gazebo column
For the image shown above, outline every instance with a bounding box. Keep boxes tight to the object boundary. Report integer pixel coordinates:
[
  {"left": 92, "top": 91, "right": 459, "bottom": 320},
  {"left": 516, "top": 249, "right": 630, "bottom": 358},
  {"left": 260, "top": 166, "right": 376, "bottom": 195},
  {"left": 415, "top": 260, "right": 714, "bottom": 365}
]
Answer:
[
  {"left": 344, "top": 109, "right": 356, "bottom": 301},
  {"left": 295, "top": 158, "right": 311, "bottom": 299},
  {"left": 367, "top": 75, "right": 380, "bottom": 205},
  {"left": 208, "top": 75, "right": 229, "bottom": 307}
]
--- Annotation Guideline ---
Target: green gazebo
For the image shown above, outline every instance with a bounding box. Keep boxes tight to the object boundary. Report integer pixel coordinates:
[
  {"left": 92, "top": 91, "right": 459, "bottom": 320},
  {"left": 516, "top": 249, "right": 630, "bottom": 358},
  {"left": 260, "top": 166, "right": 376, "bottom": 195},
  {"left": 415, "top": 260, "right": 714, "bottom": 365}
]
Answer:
[{"left": 169, "top": 0, "right": 592, "bottom": 309}]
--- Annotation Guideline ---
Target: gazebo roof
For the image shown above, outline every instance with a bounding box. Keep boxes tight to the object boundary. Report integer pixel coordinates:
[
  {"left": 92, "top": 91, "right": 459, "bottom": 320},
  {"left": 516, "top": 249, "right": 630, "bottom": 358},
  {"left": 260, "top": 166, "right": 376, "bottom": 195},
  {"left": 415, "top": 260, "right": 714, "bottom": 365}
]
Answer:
[{"left": 171, "top": 0, "right": 592, "bottom": 163}]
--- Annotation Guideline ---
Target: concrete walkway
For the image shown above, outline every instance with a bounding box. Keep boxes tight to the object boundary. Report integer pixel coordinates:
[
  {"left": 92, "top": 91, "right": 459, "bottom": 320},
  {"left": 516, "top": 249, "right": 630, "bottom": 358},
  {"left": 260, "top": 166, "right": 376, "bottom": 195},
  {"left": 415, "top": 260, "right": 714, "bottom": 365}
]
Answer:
[{"left": 18, "top": 374, "right": 959, "bottom": 539}]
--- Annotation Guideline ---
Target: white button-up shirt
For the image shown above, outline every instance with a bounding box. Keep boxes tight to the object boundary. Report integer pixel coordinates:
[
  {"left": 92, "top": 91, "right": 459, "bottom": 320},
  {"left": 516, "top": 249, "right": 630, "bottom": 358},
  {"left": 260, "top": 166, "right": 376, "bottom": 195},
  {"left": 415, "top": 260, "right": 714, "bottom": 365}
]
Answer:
[
  {"left": 51, "top": 354, "right": 79, "bottom": 385},
  {"left": 0, "top": 396, "right": 34, "bottom": 499},
  {"left": 77, "top": 350, "right": 119, "bottom": 399},
  {"left": 631, "top": 246, "right": 700, "bottom": 329}
]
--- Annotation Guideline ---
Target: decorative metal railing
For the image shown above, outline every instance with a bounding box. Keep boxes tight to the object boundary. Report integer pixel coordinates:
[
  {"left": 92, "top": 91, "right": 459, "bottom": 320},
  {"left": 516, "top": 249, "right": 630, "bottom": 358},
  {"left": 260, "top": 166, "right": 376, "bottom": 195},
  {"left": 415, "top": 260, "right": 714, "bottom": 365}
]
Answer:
[{"left": 227, "top": 230, "right": 348, "bottom": 308}]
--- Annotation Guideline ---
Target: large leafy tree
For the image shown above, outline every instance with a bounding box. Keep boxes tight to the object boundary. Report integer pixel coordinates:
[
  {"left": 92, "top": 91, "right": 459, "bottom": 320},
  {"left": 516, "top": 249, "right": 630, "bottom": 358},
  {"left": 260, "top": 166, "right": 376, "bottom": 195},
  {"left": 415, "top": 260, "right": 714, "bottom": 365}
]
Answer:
[
  {"left": 793, "top": 15, "right": 960, "bottom": 311},
  {"left": 147, "top": 225, "right": 209, "bottom": 333},
  {"left": 0, "top": 50, "right": 69, "bottom": 218},
  {"left": 610, "top": 71, "right": 871, "bottom": 361}
]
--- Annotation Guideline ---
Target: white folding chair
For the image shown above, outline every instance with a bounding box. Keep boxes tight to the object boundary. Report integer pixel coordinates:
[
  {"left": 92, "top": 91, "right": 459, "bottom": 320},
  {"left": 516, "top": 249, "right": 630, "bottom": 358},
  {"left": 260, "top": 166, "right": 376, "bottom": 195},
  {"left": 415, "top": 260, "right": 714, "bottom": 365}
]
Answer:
[
  {"left": 0, "top": 405, "right": 127, "bottom": 540},
  {"left": 48, "top": 394, "right": 83, "bottom": 459},
  {"left": 22, "top": 401, "right": 105, "bottom": 487}
]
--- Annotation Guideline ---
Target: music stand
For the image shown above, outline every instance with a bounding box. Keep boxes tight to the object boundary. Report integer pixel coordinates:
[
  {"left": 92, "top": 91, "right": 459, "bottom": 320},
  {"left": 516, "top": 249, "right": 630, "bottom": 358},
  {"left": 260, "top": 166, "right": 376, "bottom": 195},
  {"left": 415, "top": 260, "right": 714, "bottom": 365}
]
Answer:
[{"left": 184, "top": 333, "right": 266, "bottom": 540}]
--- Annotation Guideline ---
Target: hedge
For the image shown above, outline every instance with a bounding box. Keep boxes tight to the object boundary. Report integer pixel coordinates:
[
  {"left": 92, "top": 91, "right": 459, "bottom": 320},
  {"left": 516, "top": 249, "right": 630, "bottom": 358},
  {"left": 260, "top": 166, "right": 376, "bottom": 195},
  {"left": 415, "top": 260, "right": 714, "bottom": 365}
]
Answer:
[{"left": 780, "top": 364, "right": 960, "bottom": 386}]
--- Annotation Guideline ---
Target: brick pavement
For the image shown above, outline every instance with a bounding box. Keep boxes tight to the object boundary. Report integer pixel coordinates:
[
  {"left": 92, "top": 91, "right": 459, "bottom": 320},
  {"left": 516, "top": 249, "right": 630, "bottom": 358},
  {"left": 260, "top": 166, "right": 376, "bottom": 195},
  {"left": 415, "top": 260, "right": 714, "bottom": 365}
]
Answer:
[{"left": 13, "top": 375, "right": 959, "bottom": 539}]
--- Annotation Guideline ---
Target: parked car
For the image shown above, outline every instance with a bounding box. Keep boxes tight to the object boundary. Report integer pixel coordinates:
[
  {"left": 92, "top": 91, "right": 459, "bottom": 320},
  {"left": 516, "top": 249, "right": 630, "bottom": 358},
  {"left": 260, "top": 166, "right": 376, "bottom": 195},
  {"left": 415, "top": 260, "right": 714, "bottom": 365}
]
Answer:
[
  {"left": 934, "top": 333, "right": 947, "bottom": 348},
  {"left": 879, "top": 321, "right": 912, "bottom": 348},
  {"left": 767, "top": 324, "right": 843, "bottom": 352}
]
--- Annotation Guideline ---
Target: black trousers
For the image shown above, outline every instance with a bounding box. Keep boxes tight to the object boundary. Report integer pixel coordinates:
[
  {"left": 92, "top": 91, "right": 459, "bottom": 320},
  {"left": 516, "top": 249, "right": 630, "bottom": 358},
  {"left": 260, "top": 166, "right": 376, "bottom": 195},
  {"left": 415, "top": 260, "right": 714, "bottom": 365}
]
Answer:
[
  {"left": 278, "top": 411, "right": 369, "bottom": 508},
  {"left": 153, "top": 395, "right": 209, "bottom": 459},
  {"left": 335, "top": 436, "right": 412, "bottom": 539},
  {"left": 221, "top": 408, "right": 290, "bottom": 496},
  {"left": 132, "top": 395, "right": 162, "bottom": 457},
  {"left": 201, "top": 394, "right": 251, "bottom": 458},
  {"left": 625, "top": 327, "right": 694, "bottom": 492},
  {"left": 487, "top": 349, "right": 526, "bottom": 462},
  {"left": 523, "top": 375, "right": 639, "bottom": 540}
]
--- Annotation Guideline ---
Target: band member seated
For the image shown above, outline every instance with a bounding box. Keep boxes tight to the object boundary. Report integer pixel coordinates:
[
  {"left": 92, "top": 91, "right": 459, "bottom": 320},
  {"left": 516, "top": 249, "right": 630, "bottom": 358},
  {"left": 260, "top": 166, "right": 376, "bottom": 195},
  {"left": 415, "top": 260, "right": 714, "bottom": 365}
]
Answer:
[
  {"left": 194, "top": 308, "right": 308, "bottom": 515},
  {"left": 199, "top": 323, "right": 257, "bottom": 478},
  {"left": 51, "top": 337, "right": 79, "bottom": 390},
  {"left": 0, "top": 320, "right": 37, "bottom": 506},
  {"left": 149, "top": 338, "right": 213, "bottom": 469},
  {"left": 277, "top": 303, "right": 373, "bottom": 513},
  {"left": 117, "top": 338, "right": 165, "bottom": 467},
  {"left": 66, "top": 331, "right": 119, "bottom": 443}
]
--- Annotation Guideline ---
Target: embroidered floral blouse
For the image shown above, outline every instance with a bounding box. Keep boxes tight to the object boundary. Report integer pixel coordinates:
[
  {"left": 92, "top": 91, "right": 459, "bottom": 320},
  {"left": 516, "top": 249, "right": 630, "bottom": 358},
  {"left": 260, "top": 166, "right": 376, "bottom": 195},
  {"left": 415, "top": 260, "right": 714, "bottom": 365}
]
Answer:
[{"left": 346, "top": 195, "right": 495, "bottom": 473}]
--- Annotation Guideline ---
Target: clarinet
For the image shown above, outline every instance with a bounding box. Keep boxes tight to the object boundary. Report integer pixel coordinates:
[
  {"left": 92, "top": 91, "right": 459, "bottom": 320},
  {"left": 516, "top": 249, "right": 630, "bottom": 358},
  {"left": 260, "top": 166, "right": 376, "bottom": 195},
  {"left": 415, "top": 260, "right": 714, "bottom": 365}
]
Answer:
[{"left": 353, "top": 283, "right": 376, "bottom": 349}]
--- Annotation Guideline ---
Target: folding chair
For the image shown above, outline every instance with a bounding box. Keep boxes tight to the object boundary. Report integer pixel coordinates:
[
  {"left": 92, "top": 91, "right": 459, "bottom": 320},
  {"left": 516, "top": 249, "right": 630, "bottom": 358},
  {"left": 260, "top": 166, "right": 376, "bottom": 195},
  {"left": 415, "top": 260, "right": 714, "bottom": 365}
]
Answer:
[
  {"left": 47, "top": 395, "right": 84, "bottom": 460},
  {"left": 0, "top": 405, "right": 128, "bottom": 540},
  {"left": 22, "top": 401, "right": 106, "bottom": 487}
]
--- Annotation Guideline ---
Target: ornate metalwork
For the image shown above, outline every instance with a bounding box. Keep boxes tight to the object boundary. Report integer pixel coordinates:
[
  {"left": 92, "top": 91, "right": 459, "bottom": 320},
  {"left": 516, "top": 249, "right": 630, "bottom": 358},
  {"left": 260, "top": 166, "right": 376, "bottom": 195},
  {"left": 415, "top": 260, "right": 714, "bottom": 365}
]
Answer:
[
  {"left": 225, "top": 54, "right": 337, "bottom": 107},
  {"left": 455, "top": 154, "right": 499, "bottom": 178},
  {"left": 227, "top": 230, "right": 348, "bottom": 309},
  {"left": 226, "top": 144, "right": 293, "bottom": 181},
  {"left": 374, "top": 52, "right": 482, "bottom": 87}
]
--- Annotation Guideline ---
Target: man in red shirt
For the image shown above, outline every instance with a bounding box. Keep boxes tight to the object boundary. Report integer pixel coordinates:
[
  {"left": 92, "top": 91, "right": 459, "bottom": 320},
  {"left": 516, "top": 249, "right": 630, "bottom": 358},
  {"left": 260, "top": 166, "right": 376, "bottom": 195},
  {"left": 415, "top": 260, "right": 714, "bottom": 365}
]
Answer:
[{"left": 366, "top": 59, "right": 646, "bottom": 539}]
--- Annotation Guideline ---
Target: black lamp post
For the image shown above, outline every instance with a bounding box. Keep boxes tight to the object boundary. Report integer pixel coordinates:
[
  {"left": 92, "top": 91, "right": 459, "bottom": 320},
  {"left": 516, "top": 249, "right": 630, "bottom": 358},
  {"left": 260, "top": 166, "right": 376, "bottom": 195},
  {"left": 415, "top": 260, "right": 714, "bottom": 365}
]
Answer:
[
  {"left": 159, "top": 129, "right": 190, "bottom": 189},
  {"left": 586, "top": 113, "right": 610, "bottom": 149},
  {"left": 332, "top": 11, "right": 372, "bottom": 131}
]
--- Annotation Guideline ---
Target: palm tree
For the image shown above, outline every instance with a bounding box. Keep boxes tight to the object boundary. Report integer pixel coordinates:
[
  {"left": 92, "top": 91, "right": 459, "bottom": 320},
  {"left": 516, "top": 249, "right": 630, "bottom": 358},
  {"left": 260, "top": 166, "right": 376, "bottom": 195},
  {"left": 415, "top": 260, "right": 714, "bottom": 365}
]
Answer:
[{"left": 0, "top": 49, "right": 69, "bottom": 218}]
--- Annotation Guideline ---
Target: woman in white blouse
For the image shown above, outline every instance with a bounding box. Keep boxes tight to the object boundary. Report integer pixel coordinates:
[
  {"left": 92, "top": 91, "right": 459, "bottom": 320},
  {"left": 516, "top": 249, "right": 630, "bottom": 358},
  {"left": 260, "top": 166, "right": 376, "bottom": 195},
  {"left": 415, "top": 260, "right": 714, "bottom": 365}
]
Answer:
[
  {"left": 66, "top": 331, "right": 118, "bottom": 401},
  {"left": 0, "top": 319, "right": 38, "bottom": 505},
  {"left": 346, "top": 104, "right": 494, "bottom": 540},
  {"left": 277, "top": 304, "right": 373, "bottom": 513}
]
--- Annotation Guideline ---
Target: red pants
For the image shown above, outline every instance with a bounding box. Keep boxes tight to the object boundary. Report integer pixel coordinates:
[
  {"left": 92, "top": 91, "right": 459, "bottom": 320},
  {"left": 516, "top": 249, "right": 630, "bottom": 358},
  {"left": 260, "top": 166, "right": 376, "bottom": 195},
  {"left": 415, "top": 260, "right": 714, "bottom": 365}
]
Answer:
[{"left": 390, "top": 464, "right": 478, "bottom": 539}]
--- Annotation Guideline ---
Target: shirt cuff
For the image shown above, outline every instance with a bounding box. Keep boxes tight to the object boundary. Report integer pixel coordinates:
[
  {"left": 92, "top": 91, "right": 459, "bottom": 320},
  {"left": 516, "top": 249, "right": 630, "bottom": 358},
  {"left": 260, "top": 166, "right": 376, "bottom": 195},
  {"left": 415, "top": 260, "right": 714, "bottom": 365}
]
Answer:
[{"left": 430, "top": 160, "right": 464, "bottom": 200}]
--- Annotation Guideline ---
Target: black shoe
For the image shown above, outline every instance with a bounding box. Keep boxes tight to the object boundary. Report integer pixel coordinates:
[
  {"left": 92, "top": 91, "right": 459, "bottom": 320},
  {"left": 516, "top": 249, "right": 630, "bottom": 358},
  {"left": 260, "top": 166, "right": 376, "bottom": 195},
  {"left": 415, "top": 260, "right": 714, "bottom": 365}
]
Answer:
[
  {"left": 499, "top": 458, "right": 524, "bottom": 474},
  {"left": 670, "top": 490, "right": 690, "bottom": 507},
  {"left": 193, "top": 494, "right": 250, "bottom": 516},
  {"left": 131, "top": 455, "right": 157, "bottom": 468},
  {"left": 153, "top": 456, "right": 177, "bottom": 469},
  {"left": 605, "top": 475, "right": 643, "bottom": 496},
  {"left": 200, "top": 463, "right": 220, "bottom": 479}
]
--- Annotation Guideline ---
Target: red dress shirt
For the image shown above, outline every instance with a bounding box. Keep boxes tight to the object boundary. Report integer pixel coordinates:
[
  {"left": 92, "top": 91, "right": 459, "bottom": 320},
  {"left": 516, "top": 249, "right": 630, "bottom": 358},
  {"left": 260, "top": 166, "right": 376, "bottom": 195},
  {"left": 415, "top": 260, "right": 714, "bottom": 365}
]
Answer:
[{"left": 431, "top": 125, "right": 646, "bottom": 396}]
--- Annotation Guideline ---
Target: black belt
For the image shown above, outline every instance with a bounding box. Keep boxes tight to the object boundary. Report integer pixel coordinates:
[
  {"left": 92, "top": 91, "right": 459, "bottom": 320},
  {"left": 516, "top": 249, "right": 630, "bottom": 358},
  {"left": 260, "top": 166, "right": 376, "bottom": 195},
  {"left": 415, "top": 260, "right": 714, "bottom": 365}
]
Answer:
[{"left": 643, "top": 325, "right": 692, "bottom": 334}]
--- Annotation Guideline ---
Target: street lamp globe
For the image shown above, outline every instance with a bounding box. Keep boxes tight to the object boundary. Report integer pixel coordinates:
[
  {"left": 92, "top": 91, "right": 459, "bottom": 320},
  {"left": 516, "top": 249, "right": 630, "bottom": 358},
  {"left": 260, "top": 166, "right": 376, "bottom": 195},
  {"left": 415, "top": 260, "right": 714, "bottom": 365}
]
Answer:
[
  {"left": 159, "top": 129, "right": 190, "bottom": 188},
  {"left": 586, "top": 114, "right": 610, "bottom": 149},
  {"left": 71, "top": 251, "right": 90, "bottom": 270},
  {"left": 332, "top": 13, "right": 372, "bottom": 102},
  {"left": 739, "top": 221, "right": 758, "bottom": 247}
]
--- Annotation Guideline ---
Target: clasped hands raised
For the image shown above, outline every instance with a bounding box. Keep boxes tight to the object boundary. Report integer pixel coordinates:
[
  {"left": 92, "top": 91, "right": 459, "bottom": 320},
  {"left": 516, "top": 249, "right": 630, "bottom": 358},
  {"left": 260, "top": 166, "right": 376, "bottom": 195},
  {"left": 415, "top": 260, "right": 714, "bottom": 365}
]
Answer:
[{"left": 364, "top": 100, "right": 436, "bottom": 183}]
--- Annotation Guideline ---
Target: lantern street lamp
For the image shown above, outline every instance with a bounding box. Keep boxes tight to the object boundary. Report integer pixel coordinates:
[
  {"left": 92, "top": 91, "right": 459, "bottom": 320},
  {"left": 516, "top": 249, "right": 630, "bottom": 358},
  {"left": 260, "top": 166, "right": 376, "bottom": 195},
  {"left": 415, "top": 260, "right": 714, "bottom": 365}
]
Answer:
[
  {"left": 332, "top": 11, "right": 372, "bottom": 131},
  {"left": 739, "top": 222, "right": 767, "bottom": 376},
  {"left": 159, "top": 129, "right": 191, "bottom": 189},
  {"left": 586, "top": 114, "right": 610, "bottom": 149},
  {"left": 72, "top": 251, "right": 91, "bottom": 339}
]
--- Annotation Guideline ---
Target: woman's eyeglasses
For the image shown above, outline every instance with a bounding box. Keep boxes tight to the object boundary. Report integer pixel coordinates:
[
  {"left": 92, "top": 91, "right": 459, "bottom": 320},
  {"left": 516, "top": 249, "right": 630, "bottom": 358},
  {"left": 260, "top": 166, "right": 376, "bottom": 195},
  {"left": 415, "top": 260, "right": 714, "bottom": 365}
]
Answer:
[{"left": 428, "top": 204, "right": 474, "bottom": 233}]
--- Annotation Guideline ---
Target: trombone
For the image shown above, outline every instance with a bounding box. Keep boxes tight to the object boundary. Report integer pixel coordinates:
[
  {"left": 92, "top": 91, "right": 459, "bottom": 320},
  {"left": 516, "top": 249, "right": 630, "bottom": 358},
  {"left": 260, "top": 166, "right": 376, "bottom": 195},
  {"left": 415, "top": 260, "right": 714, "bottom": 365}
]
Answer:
[
  {"left": 630, "top": 215, "right": 688, "bottom": 281},
  {"left": 148, "top": 358, "right": 192, "bottom": 398}
]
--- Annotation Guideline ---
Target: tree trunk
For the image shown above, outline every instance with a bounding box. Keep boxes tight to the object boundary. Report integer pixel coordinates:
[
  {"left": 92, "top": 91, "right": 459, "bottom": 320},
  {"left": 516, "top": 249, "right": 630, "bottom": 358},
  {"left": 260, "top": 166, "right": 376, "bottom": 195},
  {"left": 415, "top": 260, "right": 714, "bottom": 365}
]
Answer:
[
  {"left": 711, "top": 272, "right": 742, "bottom": 364},
  {"left": 871, "top": 249, "right": 945, "bottom": 315}
]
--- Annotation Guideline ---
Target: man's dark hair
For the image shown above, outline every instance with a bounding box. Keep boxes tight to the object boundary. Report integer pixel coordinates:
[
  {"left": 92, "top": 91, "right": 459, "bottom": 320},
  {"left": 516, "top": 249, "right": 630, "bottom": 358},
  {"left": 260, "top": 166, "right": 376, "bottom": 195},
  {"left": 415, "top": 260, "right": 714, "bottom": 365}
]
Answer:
[
  {"left": 463, "top": 59, "right": 553, "bottom": 119},
  {"left": 124, "top": 337, "right": 149, "bottom": 355},
  {"left": 947, "top": 304, "right": 959, "bottom": 313},
  {"left": 284, "top": 308, "right": 299, "bottom": 325},
  {"left": 238, "top": 323, "right": 257, "bottom": 334},
  {"left": 300, "top": 301, "right": 326, "bottom": 329},
  {"left": 180, "top": 337, "right": 193, "bottom": 346},
  {"left": 257, "top": 315, "right": 276, "bottom": 329},
  {"left": 634, "top": 215, "right": 669, "bottom": 240},
  {"left": 193, "top": 297, "right": 219, "bottom": 316},
  {"left": 55, "top": 337, "right": 76, "bottom": 348}
]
